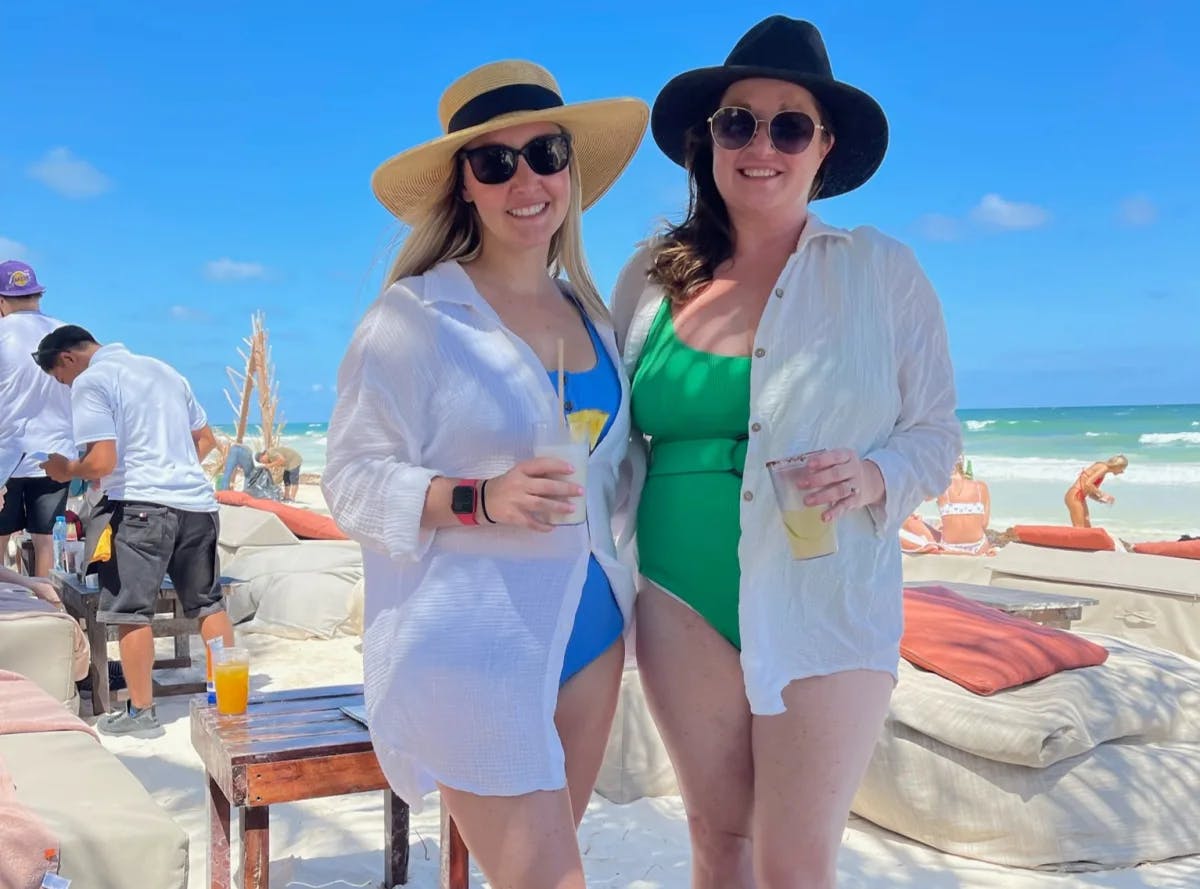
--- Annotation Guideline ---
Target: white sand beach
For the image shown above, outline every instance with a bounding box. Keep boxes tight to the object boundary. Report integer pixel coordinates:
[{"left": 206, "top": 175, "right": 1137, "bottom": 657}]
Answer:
[
  {"left": 100, "top": 632, "right": 1200, "bottom": 889},
  {"left": 89, "top": 478, "right": 1200, "bottom": 889}
]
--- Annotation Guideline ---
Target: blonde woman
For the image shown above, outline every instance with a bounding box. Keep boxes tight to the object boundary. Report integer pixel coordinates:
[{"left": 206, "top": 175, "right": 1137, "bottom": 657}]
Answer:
[
  {"left": 1065, "top": 454, "right": 1128, "bottom": 527},
  {"left": 937, "top": 455, "right": 994, "bottom": 554},
  {"left": 322, "top": 62, "right": 646, "bottom": 889}
]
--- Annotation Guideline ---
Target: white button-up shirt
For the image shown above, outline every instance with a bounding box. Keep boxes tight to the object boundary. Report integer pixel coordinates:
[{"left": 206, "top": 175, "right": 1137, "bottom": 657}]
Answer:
[
  {"left": 612, "top": 215, "right": 960, "bottom": 714},
  {"left": 322, "top": 261, "right": 635, "bottom": 810},
  {"left": 0, "top": 311, "right": 74, "bottom": 478},
  {"left": 71, "top": 344, "right": 216, "bottom": 512}
]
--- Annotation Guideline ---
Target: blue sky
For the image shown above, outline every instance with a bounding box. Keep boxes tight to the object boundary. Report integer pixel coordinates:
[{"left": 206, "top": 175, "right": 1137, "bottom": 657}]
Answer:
[{"left": 3, "top": 2, "right": 1196, "bottom": 421}]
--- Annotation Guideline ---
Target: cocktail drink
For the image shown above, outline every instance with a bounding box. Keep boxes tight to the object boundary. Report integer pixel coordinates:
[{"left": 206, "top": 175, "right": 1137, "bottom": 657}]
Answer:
[{"left": 766, "top": 451, "right": 838, "bottom": 560}]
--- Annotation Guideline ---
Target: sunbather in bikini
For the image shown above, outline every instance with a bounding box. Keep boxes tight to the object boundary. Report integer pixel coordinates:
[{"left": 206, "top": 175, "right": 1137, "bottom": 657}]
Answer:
[
  {"left": 1065, "top": 455, "right": 1127, "bottom": 527},
  {"left": 937, "top": 456, "right": 993, "bottom": 554}
]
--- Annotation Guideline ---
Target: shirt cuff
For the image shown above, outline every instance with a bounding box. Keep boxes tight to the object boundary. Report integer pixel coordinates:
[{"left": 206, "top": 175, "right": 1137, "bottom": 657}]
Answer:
[
  {"left": 382, "top": 465, "right": 441, "bottom": 562},
  {"left": 863, "top": 450, "right": 906, "bottom": 538}
]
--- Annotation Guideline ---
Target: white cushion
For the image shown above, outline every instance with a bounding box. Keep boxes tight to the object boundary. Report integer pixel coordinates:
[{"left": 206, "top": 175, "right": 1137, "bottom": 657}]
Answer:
[
  {"left": 238, "top": 566, "right": 363, "bottom": 640},
  {"left": 217, "top": 503, "right": 298, "bottom": 550},
  {"left": 855, "top": 720, "right": 1200, "bottom": 869},
  {"left": 890, "top": 633, "right": 1200, "bottom": 768}
]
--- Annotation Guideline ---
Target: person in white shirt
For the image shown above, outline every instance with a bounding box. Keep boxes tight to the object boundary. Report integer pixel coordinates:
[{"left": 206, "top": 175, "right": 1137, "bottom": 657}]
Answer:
[
  {"left": 0, "top": 260, "right": 75, "bottom": 577},
  {"left": 322, "top": 61, "right": 647, "bottom": 889},
  {"left": 35, "top": 324, "right": 235, "bottom": 736},
  {"left": 612, "top": 18, "right": 960, "bottom": 888}
]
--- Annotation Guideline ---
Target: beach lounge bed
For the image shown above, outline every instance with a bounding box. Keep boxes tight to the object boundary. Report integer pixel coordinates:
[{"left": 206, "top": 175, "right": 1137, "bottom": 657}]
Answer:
[
  {"left": 0, "top": 671, "right": 189, "bottom": 889},
  {"left": 903, "top": 544, "right": 1200, "bottom": 660},
  {"left": 598, "top": 585, "right": 1200, "bottom": 871},
  {"left": 0, "top": 586, "right": 88, "bottom": 712}
]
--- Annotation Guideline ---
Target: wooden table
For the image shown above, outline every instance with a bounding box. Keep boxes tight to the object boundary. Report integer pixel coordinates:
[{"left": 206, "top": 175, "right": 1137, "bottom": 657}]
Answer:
[
  {"left": 52, "top": 572, "right": 212, "bottom": 715},
  {"left": 907, "top": 581, "right": 1099, "bottom": 629},
  {"left": 190, "top": 684, "right": 469, "bottom": 889}
]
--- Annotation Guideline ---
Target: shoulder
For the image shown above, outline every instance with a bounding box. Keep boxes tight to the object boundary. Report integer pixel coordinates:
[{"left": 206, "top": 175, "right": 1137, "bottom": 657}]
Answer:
[{"left": 827, "top": 224, "right": 920, "bottom": 272}]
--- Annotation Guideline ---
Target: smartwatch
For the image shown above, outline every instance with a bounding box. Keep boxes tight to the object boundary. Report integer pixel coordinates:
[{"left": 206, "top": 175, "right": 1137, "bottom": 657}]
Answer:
[{"left": 450, "top": 479, "right": 480, "bottom": 526}]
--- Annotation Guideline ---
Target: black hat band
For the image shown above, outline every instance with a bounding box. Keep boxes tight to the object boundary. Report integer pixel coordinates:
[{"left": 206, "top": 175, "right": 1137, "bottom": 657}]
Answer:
[{"left": 448, "top": 84, "right": 564, "bottom": 134}]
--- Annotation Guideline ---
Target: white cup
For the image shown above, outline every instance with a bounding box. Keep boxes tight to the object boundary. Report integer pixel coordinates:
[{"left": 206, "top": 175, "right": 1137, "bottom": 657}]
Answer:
[{"left": 533, "top": 421, "right": 588, "bottom": 525}]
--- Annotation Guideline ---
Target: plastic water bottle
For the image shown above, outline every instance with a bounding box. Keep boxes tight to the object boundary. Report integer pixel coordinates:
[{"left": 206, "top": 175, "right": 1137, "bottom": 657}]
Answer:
[{"left": 51, "top": 516, "right": 68, "bottom": 574}]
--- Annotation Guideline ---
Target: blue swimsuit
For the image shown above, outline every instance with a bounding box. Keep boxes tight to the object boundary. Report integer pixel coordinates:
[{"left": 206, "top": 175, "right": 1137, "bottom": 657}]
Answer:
[{"left": 553, "top": 302, "right": 625, "bottom": 685}]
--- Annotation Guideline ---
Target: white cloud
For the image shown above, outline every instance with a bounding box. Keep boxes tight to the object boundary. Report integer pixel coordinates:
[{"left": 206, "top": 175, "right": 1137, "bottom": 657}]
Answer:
[
  {"left": 1119, "top": 194, "right": 1157, "bottom": 226},
  {"left": 169, "top": 305, "right": 213, "bottom": 322},
  {"left": 27, "top": 147, "right": 113, "bottom": 199},
  {"left": 969, "top": 193, "right": 1050, "bottom": 230},
  {"left": 0, "top": 236, "right": 29, "bottom": 260},
  {"left": 203, "top": 258, "right": 268, "bottom": 282},
  {"left": 915, "top": 213, "right": 962, "bottom": 242},
  {"left": 310, "top": 383, "right": 325, "bottom": 392}
]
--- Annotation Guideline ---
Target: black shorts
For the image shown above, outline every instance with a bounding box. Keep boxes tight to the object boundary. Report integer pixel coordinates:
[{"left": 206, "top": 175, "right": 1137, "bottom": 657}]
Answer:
[
  {"left": 282, "top": 467, "right": 300, "bottom": 486},
  {"left": 0, "top": 476, "right": 70, "bottom": 535},
  {"left": 95, "top": 500, "right": 226, "bottom": 625}
]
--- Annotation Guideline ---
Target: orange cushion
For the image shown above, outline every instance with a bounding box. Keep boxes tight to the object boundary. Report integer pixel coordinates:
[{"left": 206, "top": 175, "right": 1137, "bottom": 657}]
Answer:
[
  {"left": 1130, "top": 539, "right": 1200, "bottom": 560},
  {"left": 900, "top": 585, "right": 1109, "bottom": 695},
  {"left": 1010, "top": 524, "right": 1116, "bottom": 552},
  {"left": 216, "top": 490, "right": 348, "bottom": 541}
]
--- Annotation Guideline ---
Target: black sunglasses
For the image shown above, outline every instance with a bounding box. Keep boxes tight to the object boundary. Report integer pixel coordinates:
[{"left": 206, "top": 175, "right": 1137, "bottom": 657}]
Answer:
[
  {"left": 460, "top": 133, "right": 572, "bottom": 186},
  {"left": 708, "top": 106, "right": 827, "bottom": 155}
]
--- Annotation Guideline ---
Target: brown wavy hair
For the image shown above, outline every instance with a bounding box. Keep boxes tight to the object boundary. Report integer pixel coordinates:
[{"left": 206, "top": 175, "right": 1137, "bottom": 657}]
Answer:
[{"left": 648, "top": 104, "right": 831, "bottom": 305}]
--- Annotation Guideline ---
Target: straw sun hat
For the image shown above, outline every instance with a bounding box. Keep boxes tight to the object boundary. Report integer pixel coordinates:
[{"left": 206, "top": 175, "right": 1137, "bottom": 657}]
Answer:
[{"left": 372, "top": 60, "right": 649, "bottom": 224}]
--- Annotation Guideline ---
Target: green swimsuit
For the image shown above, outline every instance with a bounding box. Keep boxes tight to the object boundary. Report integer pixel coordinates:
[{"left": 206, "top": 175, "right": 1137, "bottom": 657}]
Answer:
[{"left": 630, "top": 300, "right": 752, "bottom": 649}]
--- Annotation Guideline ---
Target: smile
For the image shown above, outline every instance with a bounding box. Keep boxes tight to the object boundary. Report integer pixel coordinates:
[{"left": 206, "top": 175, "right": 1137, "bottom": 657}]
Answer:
[{"left": 507, "top": 203, "right": 549, "bottom": 217}]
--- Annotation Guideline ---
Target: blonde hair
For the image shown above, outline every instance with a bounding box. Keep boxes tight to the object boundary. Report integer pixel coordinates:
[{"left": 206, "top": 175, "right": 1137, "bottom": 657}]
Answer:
[
  {"left": 384, "top": 143, "right": 610, "bottom": 322},
  {"left": 1107, "top": 454, "right": 1129, "bottom": 470}
]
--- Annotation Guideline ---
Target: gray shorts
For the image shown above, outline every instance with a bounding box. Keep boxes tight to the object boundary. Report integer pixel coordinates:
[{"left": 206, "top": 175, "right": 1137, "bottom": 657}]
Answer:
[{"left": 95, "top": 500, "right": 225, "bottom": 625}]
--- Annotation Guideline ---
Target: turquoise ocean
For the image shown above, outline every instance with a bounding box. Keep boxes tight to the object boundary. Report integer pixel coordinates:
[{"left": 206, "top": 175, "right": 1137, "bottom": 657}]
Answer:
[{"left": 220, "top": 403, "right": 1199, "bottom": 543}]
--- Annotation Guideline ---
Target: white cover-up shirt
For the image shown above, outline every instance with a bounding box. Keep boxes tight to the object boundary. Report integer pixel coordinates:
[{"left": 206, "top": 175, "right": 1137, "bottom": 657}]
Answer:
[
  {"left": 612, "top": 215, "right": 961, "bottom": 714},
  {"left": 322, "top": 261, "right": 635, "bottom": 810},
  {"left": 0, "top": 311, "right": 75, "bottom": 478},
  {"left": 71, "top": 344, "right": 216, "bottom": 512}
]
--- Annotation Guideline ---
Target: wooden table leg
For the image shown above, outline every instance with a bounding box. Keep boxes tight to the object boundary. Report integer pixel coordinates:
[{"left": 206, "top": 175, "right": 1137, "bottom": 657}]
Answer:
[
  {"left": 384, "top": 790, "right": 410, "bottom": 886},
  {"left": 207, "top": 776, "right": 232, "bottom": 889},
  {"left": 86, "top": 597, "right": 110, "bottom": 715},
  {"left": 242, "top": 806, "right": 270, "bottom": 889},
  {"left": 440, "top": 805, "right": 468, "bottom": 889},
  {"left": 172, "top": 593, "right": 191, "bottom": 663}
]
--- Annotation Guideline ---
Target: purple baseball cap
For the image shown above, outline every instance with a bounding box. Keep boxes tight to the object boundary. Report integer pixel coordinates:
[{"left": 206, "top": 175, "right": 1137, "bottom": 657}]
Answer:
[{"left": 0, "top": 260, "right": 45, "bottom": 297}]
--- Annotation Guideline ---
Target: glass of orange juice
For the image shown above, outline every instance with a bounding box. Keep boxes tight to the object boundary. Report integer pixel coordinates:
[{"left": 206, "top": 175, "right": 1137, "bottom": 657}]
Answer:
[{"left": 213, "top": 647, "right": 251, "bottom": 715}]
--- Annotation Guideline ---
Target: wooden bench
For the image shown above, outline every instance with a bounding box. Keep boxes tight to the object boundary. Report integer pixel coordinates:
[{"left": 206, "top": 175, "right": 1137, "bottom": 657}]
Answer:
[
  {"left": 190, "top": 684, "right": 469, "bottom": 889},
  {"left": 52, "top": 572, "right": 218, "bottom": 715}
]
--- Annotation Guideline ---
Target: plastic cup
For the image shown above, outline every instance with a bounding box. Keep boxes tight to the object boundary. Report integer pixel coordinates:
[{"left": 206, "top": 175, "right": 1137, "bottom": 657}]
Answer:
[
  {"left": 533, "top": 421, "right": 588, "bottom": 525},
  {"left": 766, "top": 451, "right": 838, "bottom": 560},
  {"left": 213, "top": 647, "right": 250, "bottom": 715}
]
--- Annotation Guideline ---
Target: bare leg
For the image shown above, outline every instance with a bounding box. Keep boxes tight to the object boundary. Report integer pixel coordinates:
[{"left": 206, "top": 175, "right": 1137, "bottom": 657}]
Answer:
[
  {"left": 438, "top": 785, "right": 585, "bottom": 889},
  {"left": 1065, "top": 491, "right": 1090, "bottom": 528},
  {"left": 751, "top": 670, "right": 894, "bottom": 889},
  {"left": 429, "top": 633, "right": 623, "bottom": 888},
  {"left": 30, "top": 533, "right": 54, "bottom": 578},
  {"left": 199, "top": 610, "right": 235, "bottom": 648},
  {"left": 117, "top": 624, "right": 156, "bottom": 709},
  {"left": 635, "top": 584, "right": 755, "bottom": 889},
  {"left": 0, "top": 534, "right": 10, "bottom": 570},
  {"left": 555, "top": 637, "right": 624, "bottom": 825}
]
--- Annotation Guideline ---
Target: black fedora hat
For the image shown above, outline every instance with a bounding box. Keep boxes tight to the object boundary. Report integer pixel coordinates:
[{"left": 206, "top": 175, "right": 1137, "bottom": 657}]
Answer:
[{"left": 651, "top": 16, "right": 888, "bottom": 199}]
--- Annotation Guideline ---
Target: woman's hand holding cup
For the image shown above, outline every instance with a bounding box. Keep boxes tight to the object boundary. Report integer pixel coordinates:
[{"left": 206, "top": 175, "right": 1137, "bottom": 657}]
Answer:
[
  {"left": 484, "top": 458, "right": 584, "bottom": 532},
  {"left": 792, "top": 448, "right": 886, "bottom": 522}
]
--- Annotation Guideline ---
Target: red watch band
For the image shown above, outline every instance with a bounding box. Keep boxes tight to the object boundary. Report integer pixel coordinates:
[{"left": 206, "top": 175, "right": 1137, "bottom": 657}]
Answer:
[{"left": 452, "top": 479, "right": 480, "bottom": 526}]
